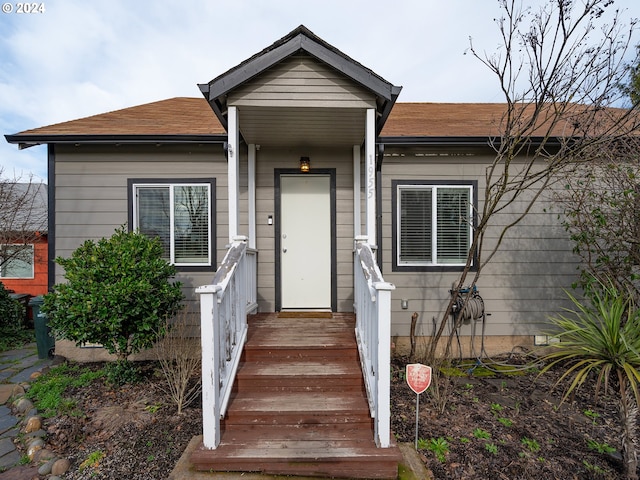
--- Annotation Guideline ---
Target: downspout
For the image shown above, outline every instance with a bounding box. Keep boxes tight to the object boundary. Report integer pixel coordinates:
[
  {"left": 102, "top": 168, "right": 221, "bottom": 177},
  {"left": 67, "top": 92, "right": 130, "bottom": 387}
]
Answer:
[
  {"left": 47, "top": 144, "right": 55, "bottom": 292},
  {"left": 375, "top": 143, "right": 384, "bottom": 268}
]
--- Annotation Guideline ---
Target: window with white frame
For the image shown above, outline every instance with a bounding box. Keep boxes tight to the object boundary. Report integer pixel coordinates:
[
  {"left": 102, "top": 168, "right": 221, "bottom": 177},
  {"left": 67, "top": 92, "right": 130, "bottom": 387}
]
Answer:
[
  {"left": 393, "top": 181, "right": 475, "bottom": 269},
  {"left": 0, "top": 244, "right": 34, "bottom": 278},
  {"left": 130, "top": 180, "right": 214, "bottom": 267}
]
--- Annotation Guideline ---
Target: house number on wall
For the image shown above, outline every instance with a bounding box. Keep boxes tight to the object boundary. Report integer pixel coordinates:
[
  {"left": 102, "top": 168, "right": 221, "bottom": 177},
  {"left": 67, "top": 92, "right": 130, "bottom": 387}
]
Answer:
[{"left": 367, "top": 154, "right": 375, "bottom": 199}]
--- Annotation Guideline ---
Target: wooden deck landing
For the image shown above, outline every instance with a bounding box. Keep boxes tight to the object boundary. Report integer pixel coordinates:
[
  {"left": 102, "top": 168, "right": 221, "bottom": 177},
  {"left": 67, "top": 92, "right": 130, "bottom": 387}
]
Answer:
[{"left": 190, "top": 312, "right": 400, "bottom": 479}]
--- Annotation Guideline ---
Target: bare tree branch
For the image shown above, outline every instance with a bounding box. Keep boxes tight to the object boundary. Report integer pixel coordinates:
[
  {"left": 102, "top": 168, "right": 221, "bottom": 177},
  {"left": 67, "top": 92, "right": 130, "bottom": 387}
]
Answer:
[{"left": 428, "top": 0, "right": 640, "bottom": 361}]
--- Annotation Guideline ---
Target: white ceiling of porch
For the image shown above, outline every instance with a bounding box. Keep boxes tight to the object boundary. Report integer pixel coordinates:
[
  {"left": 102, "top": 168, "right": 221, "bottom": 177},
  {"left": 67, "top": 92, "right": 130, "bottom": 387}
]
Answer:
[{"left": 237, "top": 106, "right": 367, "bottom": 148}]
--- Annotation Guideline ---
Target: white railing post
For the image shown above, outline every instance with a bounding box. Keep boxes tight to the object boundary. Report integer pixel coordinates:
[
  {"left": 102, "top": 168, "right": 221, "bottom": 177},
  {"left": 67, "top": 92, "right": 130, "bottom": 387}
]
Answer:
[
  {"left": 197, "top": 284, "right": 221, "bottom": 448},
  {"left": 374, "top": 282, "right": 393, "bottom": 448}
]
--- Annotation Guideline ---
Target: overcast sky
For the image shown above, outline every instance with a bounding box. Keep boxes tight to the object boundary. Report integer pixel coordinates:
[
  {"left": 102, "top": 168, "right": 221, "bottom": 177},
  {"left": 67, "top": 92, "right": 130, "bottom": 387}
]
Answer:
[{"left": 1, "top": 0, "right": 639, "bottom": 181}]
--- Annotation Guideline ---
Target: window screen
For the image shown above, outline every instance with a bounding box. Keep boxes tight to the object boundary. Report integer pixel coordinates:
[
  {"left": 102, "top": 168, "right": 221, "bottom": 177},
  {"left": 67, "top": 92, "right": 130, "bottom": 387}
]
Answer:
[
  {"left": 133, "top": 183, "right": 211, "bottom": 266},
  {"left": 397, "top": 184, "right": 473, "bottom": 267}
]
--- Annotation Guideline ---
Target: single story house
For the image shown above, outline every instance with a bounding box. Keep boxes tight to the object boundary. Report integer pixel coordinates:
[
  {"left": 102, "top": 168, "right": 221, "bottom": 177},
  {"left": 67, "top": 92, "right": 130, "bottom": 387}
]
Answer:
[
  {"left": 5, "top": 26, "right": 575, "bottom": 360},
  {"left": 5, "top": 26, "right": 579, "bottom": 477}
]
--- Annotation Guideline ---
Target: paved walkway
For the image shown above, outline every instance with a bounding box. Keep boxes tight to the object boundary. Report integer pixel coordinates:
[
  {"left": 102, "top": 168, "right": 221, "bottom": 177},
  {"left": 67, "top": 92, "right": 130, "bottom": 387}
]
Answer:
[{"left": 0, "top": 343, "right": 52, "bottom": 474}]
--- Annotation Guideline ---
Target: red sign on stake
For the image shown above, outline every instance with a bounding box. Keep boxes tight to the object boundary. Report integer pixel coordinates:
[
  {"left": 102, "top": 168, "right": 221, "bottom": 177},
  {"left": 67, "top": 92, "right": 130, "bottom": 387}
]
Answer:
[{"left": 406, "top": 363, "right": 432, "bottom": 394}]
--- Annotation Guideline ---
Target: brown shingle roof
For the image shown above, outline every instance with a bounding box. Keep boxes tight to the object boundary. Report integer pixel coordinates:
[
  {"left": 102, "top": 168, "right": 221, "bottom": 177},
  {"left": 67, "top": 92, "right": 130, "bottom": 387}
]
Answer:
[
  {"left": 14, "top": 97, "right": 225, "bottom": 137},
  {"left": 381, "top": 102, "right": 506, "bottom": 137},
  {"left": 9, "top": 97, "right": 616, "bottom": 140},
  {"left": 9, "top": 97, "right": 510, "bottom": 139}
]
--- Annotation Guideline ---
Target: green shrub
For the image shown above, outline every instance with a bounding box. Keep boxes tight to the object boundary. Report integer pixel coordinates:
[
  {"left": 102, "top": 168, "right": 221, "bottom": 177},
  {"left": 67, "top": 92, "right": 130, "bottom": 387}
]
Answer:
[
  {"left": 0, "top": 282, "right": 23, "bottom": 328},
  {"left": 0, "top": 282, "right": 32, "bottom": 352},
  {"left": 43, "top": 226, "right": 184, "bottom": 361},
  {"left": 103, "top": 360, "right": 142, "bottom": 386}
]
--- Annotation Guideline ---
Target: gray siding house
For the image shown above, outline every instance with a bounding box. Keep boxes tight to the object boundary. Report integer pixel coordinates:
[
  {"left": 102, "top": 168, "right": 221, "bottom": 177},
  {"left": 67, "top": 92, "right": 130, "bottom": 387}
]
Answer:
[
  {"left": 6, "top": 28, "right": 574, "bottom": 360},
  {"left": 5, "top": 25, "right": 577, "bottom": 477}
]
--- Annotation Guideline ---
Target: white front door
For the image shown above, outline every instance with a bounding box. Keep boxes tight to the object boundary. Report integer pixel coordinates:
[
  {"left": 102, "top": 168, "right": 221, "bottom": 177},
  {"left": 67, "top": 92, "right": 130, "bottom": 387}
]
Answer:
[{"left": 280, "top": 174, "right": 331, "bottom": 310}]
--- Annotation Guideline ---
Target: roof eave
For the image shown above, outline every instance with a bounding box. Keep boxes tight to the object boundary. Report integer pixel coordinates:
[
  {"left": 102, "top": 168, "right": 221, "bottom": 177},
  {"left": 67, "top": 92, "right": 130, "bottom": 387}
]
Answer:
[
  {"left": 379, "top": 136, "right": 565, "bottom": 148},
  {"left": 4, "top": 133, "right": 228, "bottom": 149}
]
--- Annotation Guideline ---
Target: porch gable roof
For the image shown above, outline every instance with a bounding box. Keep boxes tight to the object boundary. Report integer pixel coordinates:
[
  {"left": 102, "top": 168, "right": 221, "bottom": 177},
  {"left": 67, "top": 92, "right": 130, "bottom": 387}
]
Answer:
[{"left": 198, "top": 25, "right": 402, "bottom": 135}]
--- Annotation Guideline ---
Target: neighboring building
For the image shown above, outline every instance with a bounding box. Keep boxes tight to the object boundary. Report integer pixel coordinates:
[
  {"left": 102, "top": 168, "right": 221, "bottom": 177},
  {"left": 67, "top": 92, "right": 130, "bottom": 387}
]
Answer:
[
  {"left": 5, "top": 26, "right": 577, "bottom": 360},
  {"left": 0, "top": 183, "right": 48, "bottom": 297}
]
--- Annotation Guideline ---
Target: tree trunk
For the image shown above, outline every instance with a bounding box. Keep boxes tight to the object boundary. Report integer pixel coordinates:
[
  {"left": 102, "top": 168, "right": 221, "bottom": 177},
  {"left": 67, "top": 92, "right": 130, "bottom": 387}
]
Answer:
[
  {"left": 618, "top": 374, "right": 639, "bottom": 480},
  {"left": 409, "top": 312, "right": 418, "bottom": 360}
]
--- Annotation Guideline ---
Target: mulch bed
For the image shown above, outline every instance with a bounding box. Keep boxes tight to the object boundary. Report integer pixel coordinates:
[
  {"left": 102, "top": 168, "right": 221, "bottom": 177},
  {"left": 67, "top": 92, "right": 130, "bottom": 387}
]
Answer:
[
  {"left": 391, "top": 354, "right": 629, "bottom": 480},
  {"left": 20, "top": 356, "right": 636, "bottom": 479}
]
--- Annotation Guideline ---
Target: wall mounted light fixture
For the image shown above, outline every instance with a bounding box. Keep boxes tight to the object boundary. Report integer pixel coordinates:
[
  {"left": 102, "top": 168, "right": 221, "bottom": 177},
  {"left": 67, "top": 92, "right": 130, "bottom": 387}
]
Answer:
[{"left": 299, "top": 156, "right": 310, "bottom": 173}]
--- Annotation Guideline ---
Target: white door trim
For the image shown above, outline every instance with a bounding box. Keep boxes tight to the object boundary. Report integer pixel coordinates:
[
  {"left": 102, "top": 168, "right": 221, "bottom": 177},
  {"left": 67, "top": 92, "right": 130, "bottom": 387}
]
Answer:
[{"left": 274, "top": 169, "right": 336, "bottom": 312}]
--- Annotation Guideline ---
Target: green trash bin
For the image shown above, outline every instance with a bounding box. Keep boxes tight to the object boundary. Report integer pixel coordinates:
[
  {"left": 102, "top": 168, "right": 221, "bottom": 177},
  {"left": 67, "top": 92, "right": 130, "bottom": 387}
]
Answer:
[{"left": 28, "top": 296, "right": 55, "bottom": 359}]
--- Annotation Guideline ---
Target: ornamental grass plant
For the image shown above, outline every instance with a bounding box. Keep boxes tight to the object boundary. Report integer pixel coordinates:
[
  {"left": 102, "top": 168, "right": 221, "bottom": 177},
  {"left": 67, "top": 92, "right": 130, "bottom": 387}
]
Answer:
[{"left": 542, "top": 277, "right": 640, "bottom": 479}]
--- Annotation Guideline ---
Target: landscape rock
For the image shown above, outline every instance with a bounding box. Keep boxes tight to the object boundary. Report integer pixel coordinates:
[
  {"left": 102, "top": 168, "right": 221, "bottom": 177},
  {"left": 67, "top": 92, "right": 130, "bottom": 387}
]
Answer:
[
  {"left": 23, "top": 415, "right": 41, "bottom": 433},
  {"left": 26, "top": 437, "right": 44, "bottom": 459},
  {"left": 51, "top": 457, "right": 71, "bottom": 476},
  {"left": 10, "top": 384, "right": 25, "bottom": 398},
  {"left": 33, "top": 447, "right": 55, "bottom": 462},
  {"left": 13, "top": 397, "right": 33, "bottom": 414},
  {"left": 23, "top": 428, "right": 46, "bottom": 439},
  {"left": 38, "top": 457, "right": 57, "bottom": 475}
]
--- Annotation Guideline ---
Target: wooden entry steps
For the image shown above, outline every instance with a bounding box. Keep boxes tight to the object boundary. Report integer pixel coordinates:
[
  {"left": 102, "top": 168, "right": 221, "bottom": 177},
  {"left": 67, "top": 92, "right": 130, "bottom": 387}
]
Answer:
[{"left": 190, "top": 312, "right": 401, "bottom": 479}]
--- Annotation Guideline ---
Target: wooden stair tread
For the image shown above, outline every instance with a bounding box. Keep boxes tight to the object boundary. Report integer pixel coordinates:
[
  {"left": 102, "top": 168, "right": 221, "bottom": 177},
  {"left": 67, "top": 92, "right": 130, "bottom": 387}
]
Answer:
[
  {"left": 219, "top": 424, "right": 374, "bottom": 442},
  {"left": 195, "top": 441, "right": 401, "bottom": 459},
  {"left": 227, "top": 391, "right": 369, "bottom": 412},
  {"left": 237, "top": 360, "right": 361, "bottom": 377},
  {"left": 246, "top": 335, "right": 356, "bottom": 349}
]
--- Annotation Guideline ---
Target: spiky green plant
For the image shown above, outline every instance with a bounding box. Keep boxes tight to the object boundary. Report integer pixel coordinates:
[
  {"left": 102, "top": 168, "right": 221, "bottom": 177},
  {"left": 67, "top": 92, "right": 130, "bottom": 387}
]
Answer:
[{"left": 541, "top": 277, "right": 640, "bottom": 480}]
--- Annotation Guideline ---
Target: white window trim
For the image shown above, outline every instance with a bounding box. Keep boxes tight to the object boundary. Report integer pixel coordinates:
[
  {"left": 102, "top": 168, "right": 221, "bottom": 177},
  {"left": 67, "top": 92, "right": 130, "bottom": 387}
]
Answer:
[
  {"left": 132, "top": 182, "right": 213, "bottom": 267},
  {"left": 0, "top": 244, "right": 35, "bottom": 279},
  {"left": 396, "top": 183, "right": 474, "bottom": 268}
]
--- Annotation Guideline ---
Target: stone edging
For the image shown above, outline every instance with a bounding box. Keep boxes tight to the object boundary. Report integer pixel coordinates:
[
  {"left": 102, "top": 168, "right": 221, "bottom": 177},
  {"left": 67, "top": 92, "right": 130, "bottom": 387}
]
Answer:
[{"left": 9, "top": 376, "right": 71, "bottom": 479}]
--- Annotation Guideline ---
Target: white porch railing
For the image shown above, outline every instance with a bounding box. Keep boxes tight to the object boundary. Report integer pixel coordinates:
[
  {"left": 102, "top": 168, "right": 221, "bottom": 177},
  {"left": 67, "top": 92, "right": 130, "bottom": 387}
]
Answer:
[
  {"left": 353, "top": 236, "right": 395, "bottom": 448},
  {"left": 196, "top": 236, "right": 258, "bottom": 449}
]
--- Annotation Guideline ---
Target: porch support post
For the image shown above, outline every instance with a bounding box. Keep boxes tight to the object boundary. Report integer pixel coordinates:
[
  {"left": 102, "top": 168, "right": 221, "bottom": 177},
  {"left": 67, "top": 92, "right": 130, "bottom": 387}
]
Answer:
[
  {"left": 353, "top": 145, "right": 361, "bottom": 238},
  {"left": 227, "top": 106, "right": 239, "bottom": 242},
  {"left": 248, "top": 143, "right": 256, "bottom": 250},
  {"left": 365, "top": 108, "right": 376, "bottom": 245}
]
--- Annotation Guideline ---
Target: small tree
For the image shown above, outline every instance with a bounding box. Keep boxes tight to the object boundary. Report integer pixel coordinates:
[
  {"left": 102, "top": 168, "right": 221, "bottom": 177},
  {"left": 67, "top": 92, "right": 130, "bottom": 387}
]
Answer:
[
  {"left": 43, "top": 226, "right": 184, "bottom": 362},
  {"left": 427, "top": 0, "right": 640, "bottom": 361},
  {"left": 557, "top": 138, "right": 640, "bottom": 300},
  {"left": 558, "top": 48, "right": 640, "bottom": 301},
  {"left": 154, "top": 306, "right": 201, "bottom": 414}
]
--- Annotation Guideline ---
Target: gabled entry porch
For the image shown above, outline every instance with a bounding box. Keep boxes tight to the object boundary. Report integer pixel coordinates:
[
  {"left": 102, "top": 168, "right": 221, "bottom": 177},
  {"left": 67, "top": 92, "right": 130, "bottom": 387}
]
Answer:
[{"left": 192, "top": 25, "right": 402, "bottom": 479}]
